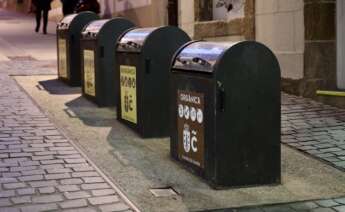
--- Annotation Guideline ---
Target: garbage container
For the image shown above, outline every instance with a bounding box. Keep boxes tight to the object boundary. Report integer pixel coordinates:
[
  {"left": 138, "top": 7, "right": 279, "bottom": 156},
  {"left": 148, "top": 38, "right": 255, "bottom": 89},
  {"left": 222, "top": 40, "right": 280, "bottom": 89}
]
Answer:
[
  {"left": 170, "top": 41, "right": 281, "bottom": 188},
  {"left": 116, "top": 27, "right": 191, "bottom": 138},
  {"left": 80, "top": 18, "right": 135, "bottom": 106},
  {"left": 56, "top": 12, "right": 98, "bottom": 86}
]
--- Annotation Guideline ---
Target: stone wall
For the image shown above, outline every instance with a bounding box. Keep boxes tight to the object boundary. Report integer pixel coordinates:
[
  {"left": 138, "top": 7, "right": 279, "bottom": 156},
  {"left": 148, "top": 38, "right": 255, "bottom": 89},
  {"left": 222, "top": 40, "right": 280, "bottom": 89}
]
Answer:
[
  {"left": 302, "top": 0, "right": 336, "bottom": 97},
  {"left": 0, "top": 0, "right": 29, "bottom": 12},
  {"left": 113, "top": 0, "right": 168, "bottom": 27},
  {"left": 178, "top": 0, "right": 255, "bottom": 40},
  {"left": 196, "top": 0, "right": 255, "bottom": 40},
  {"left": 280, "top": 0, "right": 336, "bottom": 98},
  {"left": 256, "top": 0, "right": 305, "bottom": 82},
  {"left": 179, "top": 0, "right": 195, "bottom": 37},
  {"left": 256, "top": 0, "right": 337, "bottom": 103}
]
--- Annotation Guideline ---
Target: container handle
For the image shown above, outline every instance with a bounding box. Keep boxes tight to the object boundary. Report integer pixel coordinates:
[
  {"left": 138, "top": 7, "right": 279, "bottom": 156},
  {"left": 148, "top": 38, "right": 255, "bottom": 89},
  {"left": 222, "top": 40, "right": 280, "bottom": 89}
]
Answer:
[{"left": 217, "top": 82, "right": 225, "bottom": 112}]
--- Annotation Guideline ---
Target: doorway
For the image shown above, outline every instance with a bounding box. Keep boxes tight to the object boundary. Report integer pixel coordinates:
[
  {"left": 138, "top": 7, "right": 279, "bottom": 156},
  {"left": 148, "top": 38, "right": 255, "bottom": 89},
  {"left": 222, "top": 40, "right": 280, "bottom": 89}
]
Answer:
[{"left": 168, "top": 0, "right": 178, "bottom": 26}]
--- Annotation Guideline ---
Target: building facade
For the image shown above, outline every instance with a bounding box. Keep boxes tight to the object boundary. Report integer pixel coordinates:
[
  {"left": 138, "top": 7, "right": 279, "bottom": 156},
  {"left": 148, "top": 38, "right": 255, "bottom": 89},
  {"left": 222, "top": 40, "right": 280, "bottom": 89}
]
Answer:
[
  {"left": 178, "top": 0, "right": 338, "bottom": 103},
  {"left": 117, "top": 0, "right": 341, "bottom": 107},
  {"left": 0, "top": 0, "right": 341, "bottom": 106}
]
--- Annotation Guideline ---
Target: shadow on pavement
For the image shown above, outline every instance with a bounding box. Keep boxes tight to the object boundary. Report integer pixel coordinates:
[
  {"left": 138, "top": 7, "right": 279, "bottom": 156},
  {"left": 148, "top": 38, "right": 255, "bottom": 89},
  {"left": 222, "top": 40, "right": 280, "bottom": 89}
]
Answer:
[
  {"left": 39, "top": 78, "right": 80, "bottom": 95},
  {"left": 39, "top": 77, "right": 116, "bottom": 127},
  {"left": 64, "top": 96, "right": 116, "bottom": 127}
]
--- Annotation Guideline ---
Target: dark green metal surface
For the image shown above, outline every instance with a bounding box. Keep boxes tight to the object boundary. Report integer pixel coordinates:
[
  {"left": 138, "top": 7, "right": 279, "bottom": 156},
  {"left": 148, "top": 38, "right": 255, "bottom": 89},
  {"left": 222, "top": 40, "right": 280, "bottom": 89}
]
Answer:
[
  {"left": 56, "top": 12, "right": 98, "bottom": 86},
  {"left": 116, "top": 26, "right": 191, "bottom": 138},
  {"left": 80, "top": 18, "right": 135, "bottom": 107},
  {"left": 170, "top": 41, "right": 281, "bottom": 188}
]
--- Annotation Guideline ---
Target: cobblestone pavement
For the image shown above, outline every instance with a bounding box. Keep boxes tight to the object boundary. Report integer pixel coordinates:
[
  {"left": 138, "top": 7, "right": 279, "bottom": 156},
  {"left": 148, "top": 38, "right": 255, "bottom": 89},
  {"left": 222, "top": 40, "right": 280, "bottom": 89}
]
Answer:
[
  {"left": 0, "top": 71, "right": 139, "bottom": 211},
  {"left": 212, "top": 197, "right": 345, "bottom": 212},
  {"left": 281, "top": 93, "right": 345, "bottom": 171},
  {"left": 0, "top": 60, "right": 56, "bottom": 75}
]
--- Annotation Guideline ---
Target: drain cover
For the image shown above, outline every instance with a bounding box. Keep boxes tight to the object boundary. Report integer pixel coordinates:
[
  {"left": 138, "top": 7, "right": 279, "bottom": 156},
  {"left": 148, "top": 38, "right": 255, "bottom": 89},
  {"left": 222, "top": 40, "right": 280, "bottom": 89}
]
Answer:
[
  {"left": 149, "top": 187, "right": 178, "bottom": 197},
  {"left": 7, "top": 56, "right": 37, "bottom": 61},
  {"left": 36, "top": 84, "right": 45, "bottom": 91},
  {"left": 64, "top": 108, "right": 77, "bottom": 118}
]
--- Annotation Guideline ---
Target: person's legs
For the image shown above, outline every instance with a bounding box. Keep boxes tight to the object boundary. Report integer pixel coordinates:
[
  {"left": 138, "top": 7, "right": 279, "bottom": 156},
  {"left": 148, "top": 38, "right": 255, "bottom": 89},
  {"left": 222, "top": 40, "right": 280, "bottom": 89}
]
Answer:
[
  {"left": 42, "top": 9, "right": 48, "bottom": 34},
  {"left": 35, "top": 9, "right": 41, "bottom": 32}
]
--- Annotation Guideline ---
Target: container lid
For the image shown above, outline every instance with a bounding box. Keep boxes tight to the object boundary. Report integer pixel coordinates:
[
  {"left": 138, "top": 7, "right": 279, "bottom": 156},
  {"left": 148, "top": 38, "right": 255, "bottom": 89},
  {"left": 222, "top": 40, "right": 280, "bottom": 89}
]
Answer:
[
  {"left": 117, "top": 27, "right": 157, "bottom": 52},
  {"left": 57, "top": 14, "right": 78, "bottom": 29},
  {"left": 173, "top": 41, "right": 237, "bottom": 73},
  {"left": 81, "top": 19, "right": 110, "bottom": 38}
]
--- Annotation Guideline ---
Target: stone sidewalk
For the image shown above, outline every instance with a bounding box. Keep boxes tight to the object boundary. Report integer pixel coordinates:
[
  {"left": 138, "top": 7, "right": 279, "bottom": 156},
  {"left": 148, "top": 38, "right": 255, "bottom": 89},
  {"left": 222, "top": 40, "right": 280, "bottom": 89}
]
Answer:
[
  {"left": 0, "top": 8, "right": 57, "bottom": 61},
  {"left": 0, "top": 73, "right": 139, "bottom": 212}
]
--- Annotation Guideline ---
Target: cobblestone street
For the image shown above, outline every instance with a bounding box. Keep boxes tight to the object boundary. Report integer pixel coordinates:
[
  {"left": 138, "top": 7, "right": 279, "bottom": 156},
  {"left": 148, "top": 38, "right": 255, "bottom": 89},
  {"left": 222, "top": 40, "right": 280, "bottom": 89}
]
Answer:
[
  {"left": 282, "top": 94, "right": 345, "bottom": 171},
  {"left": 1, "top": 7, "right": 345, "bottom": 212},
  {"left": 0, "top": 74, "right": 138, "bottom": 211}
]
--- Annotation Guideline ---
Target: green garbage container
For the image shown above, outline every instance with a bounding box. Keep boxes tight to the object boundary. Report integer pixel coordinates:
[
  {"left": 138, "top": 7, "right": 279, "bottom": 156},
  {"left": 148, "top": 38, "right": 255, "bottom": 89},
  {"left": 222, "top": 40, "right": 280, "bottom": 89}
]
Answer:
[
  {"left": 170, "top": 41, "right": 281, "bottom": 188},
  {"left": 80, "top": 18, "right": 135, "bottom": 106},
  {"left": 56, "top": 12, "right": 98, "bottom": 86},
  {"left": 116, "top": 27, "right": 191, "bottom": 138}
]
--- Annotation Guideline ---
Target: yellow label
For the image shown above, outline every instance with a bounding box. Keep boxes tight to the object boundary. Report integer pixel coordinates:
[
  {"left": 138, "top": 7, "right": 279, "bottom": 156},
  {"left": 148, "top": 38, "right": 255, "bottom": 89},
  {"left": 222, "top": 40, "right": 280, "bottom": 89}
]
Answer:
[
  {"left": 120, "top": 65, "right": 137, "bottom": 124},
  {"left": 83, "top": 50, "right": 95, "bottom": 96},
  {"left": 58, "top": 39, "right": 67, "bottom": 78}
]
